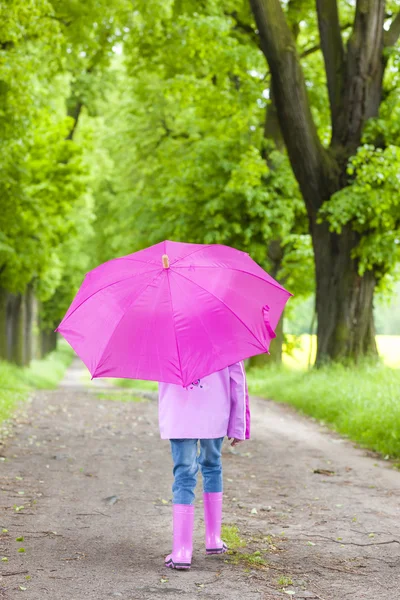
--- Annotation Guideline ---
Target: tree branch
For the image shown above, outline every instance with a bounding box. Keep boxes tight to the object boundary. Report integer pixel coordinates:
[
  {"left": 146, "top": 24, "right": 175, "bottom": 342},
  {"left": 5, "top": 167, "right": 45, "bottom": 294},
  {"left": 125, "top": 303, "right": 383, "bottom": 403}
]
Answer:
[
  {"left": 384, "top": 12, "right": 400, "bottom": 47},
  {"left": 0, "top": 40, "right": 14, "bottom": 50},
  {"left": 66, "top": 101, "right": 83, "bottom": 141},
  {"left": 249, "top": 0, "right": 332, "bottom": 214},
  {"left": 316, "top": 0, "right": 345, "bottom": 130},
  {"left": 65, "top": 27, "right": 111, "bottom": 141},
  {"left": 227, "top": 11, "right": 260, "bottom": 47},
  {"left": 300, "top": 23, "right": 352, "bottom": 58},
  {"left": 334, "top": 0, "right": 386, "bottom": 148}
]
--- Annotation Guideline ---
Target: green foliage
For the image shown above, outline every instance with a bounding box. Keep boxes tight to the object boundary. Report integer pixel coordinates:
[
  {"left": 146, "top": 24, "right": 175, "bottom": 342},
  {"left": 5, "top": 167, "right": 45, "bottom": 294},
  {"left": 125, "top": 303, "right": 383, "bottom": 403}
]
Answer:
[
  {"left": 0, "top": 0, "right": 93, "bottom": 319},
  {"left": 316, "top": 13, "right": 400, "bottom": 286},
  {"left": 321, "top": 144, "right": 400, "bottom": 279},
  {"left": 91, "top": 2, "right": 310, "bottom": 297},
  {"left": 248, "top": 363, "right": 400, "bottom": 457},
  {"left": 1, "top": 0, "right": 399, "bottom": 356}
]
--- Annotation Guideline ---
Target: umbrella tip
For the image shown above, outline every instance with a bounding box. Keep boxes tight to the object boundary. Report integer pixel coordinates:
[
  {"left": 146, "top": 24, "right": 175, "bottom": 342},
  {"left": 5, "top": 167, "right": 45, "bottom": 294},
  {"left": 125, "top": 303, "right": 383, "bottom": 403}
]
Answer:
[{"left": 162, "top": 254, "right": 170, "bottom": 269}]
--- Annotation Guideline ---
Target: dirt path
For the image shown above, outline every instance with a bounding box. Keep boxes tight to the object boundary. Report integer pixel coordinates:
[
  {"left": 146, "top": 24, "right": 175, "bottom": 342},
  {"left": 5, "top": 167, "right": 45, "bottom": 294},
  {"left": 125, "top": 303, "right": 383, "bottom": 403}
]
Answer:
[{"left": 1, "top": 360, "right": 400, "bottom": 600}]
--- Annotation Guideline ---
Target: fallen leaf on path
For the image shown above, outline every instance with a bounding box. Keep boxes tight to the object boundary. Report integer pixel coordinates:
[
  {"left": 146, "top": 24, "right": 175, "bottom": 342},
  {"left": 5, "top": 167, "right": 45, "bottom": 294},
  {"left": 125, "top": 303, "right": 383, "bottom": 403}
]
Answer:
[
  {"left": 313, "top": 469, "right": 335, "bottom": 476},
  {"left": 103, "top": 495, "right": 119, "bottom": 505}
]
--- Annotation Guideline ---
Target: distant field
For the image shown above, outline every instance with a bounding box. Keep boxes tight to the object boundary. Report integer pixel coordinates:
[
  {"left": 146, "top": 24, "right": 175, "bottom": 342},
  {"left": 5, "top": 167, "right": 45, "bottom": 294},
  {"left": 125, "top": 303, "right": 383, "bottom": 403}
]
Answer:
[{"left": 283, "top": 334, "right": 400, "bottom": 368}]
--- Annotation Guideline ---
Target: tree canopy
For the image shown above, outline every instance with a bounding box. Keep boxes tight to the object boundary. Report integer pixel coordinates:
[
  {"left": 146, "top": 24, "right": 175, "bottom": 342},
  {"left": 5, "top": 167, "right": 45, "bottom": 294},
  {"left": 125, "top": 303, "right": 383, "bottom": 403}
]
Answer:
[{"left": 0, "top": 0, "right": 399, "bottom": 365}]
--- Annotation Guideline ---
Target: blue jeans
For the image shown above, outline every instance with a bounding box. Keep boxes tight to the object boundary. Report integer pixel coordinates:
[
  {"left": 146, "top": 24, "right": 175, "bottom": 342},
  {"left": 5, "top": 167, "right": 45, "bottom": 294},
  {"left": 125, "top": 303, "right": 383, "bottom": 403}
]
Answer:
[{"left": 170, "top": 438, "right": 224, "bottom": 505}]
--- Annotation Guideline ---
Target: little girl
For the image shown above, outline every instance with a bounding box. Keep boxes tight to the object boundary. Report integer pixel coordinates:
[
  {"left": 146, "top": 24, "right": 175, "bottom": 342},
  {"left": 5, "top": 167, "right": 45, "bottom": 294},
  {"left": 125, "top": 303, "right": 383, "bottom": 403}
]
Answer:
[{"left": 158, "top": 361, "right": 250, "bottom": 570}]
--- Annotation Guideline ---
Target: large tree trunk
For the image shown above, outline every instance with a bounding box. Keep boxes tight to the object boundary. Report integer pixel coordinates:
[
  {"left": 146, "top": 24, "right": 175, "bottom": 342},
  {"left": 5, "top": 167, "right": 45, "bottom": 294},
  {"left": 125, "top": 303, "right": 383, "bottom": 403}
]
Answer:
[
  {"left": 0, "top": 288, "right": 7, "bottom": 360},
  {"left": 0, "top": 286, "right": 39, "bottom": 365},
  {"left": 24, "top": 282, "right": 39, "bottom": 364},
  {"left": 41, "top": 330, "right": 57, "bottom": 357},
  {"left": 249, "top": 0, "right": 394, "bottom": 363},
  {"left": 9, "top": 293, "right": 26, "bottom": 366},
  {"left": 313, "top": 222, "right": 377, "bottom": 363},
  {"left": 256, "top": 85, "right": 287, "bottom": 365},
  {"left": 268, "top": 316, "right": 283, "bottom": 364},
  {"left": 249, "top": 304, "right": 284, "bottom": 367}
]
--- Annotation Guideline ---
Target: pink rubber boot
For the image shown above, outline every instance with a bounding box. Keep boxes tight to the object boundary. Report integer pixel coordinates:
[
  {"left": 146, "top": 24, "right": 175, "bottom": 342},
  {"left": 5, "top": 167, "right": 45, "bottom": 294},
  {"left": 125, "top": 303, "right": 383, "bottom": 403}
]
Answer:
[
  {"left": 165, "top": 504, "right": 194, "bottom": 570},
  {"left": 203, "top": 492, "right": 228, "bottom": 555}
]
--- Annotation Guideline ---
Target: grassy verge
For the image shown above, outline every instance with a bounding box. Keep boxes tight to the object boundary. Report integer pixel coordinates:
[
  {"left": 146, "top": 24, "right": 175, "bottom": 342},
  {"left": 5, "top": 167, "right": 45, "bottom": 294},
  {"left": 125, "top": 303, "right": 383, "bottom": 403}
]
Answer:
[
  {"left": 95, "top": 391, "right": 145, "bottom": 403},
  {"left": 114, "top": 378, "right": 158, "bottom": 392},
  {"left": 0, "top": 340, "right": 74, "bottom": 424},
  {"left": 247, "top": 363, "right": 400, "bottom": 458}
]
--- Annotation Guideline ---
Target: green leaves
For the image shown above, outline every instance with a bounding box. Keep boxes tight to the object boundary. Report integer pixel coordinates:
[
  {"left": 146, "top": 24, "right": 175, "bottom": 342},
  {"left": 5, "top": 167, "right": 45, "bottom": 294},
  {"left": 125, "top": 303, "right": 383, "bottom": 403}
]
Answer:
[
  {"left": 88, "top": 0, "right": 310, "bottom": 300},
  {"left": 321, "top": 144, "right": 400, "bottom": 279}
]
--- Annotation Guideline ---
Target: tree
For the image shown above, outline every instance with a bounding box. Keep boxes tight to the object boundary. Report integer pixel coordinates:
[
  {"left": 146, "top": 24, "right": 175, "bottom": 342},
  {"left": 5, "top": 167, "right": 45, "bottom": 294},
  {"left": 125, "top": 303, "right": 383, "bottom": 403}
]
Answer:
[
  {"left": 49, "top": 0, "right": 132, "bottom": 139},
  {"left": 0, "top": 0, "right": 91, "bottom": 363},
  {"left": 249, "top": 0, "right": 400, "bottom": 363},
  {"left": 89, "top": 1, "right": 313, "bottom": 363}
]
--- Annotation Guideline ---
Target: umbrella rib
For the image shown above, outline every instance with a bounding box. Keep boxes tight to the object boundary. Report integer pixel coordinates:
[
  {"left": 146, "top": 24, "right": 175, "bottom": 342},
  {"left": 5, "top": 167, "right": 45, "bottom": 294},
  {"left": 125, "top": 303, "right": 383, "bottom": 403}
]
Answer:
[
  {"left": 119, "top": 256, "right": 160, "bottom": 266},
  {"left": 172, "top": 270, "right": 268, "bottom": 352},
  {"left": 59, "top": 268, "right": 161, "bottom": 328},
  {"left": 165, "top": 269, "right": 184, "bottom": 385},
  {"left": 170, "top": 244, "right": 213, "bottom": 266},
  {"left": 92, "top": 270, "right": 164, "bottom": 378},
  {"left": 173, "top": 265, "right": 292, "bottom": 295},
  {"left": 169, "top": 273, "right": 228, "bottom": 386}
]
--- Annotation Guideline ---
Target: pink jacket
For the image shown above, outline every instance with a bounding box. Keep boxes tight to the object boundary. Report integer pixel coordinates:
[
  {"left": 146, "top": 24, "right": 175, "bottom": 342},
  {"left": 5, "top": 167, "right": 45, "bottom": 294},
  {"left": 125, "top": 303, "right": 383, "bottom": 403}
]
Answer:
[{"left": 158, "top": 362, "right": 250, "bottom": 440}]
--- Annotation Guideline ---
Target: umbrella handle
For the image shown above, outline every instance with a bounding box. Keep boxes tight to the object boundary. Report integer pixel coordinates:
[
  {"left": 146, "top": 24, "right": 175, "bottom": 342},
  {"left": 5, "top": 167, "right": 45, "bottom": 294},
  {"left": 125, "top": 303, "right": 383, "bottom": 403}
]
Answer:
[{"left": 263, "top": 305, "right": 277, "bottom": 339}]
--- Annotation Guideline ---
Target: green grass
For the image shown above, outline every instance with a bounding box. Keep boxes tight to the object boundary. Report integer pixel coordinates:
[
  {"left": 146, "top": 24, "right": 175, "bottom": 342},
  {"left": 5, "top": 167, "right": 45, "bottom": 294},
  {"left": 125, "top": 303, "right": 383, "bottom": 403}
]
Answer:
[
  {"left": 221, "top": 525, "right": 246, "bottom": 550},
  {"left": 95, "top": 391, "right": 145, "bottom": 403},
  {"left": 248, "top": 362, "right": 400, "bottom": 458},
  {"left": 0, "top": 340, "right": 74, "bottom": 424},
  {"left": 114, "top": 378, "right": 158, "bottom": 391},
  {"left": 277, "top": 576, "right": 293, "bottom": 587},
  {"left": 221, "top": 525, "right": 268, "bottom": 568}
]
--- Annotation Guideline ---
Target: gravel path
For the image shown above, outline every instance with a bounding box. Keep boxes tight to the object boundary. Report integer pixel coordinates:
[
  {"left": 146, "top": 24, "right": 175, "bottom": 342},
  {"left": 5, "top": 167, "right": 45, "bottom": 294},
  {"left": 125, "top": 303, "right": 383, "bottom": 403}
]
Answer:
[{"left": 1, "top": 360, "right": 400, "bottom": 599}]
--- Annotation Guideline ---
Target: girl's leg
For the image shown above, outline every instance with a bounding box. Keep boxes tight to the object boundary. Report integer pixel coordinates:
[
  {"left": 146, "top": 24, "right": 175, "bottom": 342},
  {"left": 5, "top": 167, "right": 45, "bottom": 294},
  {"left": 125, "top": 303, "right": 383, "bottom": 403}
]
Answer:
[
  {"left": 199, "top": 438, "right": 227, "bottom": 555},
  {"left": 165, "top": 439, "right": 198, "bottom": 569},
  {"left": 170, "top": 438, "right": 198, "bottom": 504}
]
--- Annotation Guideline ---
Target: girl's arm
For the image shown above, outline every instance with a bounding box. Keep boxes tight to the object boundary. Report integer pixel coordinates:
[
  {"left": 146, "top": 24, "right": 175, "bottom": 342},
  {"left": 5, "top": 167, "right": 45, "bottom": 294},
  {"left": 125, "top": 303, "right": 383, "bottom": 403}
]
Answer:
[{"left": 227, "top": 361, "right": 250, "bottom": 443}]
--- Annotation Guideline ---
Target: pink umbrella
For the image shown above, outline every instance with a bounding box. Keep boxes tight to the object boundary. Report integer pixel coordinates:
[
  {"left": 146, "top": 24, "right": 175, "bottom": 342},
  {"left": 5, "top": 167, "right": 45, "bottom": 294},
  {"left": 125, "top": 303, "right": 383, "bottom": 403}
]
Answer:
[{"left": 56, "top": 241, "right": 292, "bottom": 387}]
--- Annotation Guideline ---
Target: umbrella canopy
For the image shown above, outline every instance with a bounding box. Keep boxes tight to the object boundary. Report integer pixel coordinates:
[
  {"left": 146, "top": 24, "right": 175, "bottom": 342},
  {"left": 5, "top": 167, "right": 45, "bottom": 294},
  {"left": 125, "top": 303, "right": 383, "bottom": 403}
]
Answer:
[{"left": 56, "top": 241, "right": 292, "bottom": 387}]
